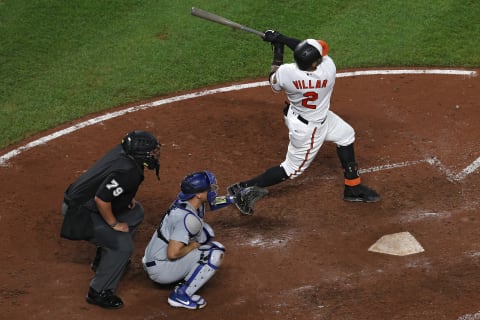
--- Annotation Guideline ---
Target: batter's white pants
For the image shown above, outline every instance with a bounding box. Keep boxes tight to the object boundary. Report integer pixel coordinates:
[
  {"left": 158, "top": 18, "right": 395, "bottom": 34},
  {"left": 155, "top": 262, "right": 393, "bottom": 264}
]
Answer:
[{"left": 281, "top": 109, "right": 355, "bottom": 179}]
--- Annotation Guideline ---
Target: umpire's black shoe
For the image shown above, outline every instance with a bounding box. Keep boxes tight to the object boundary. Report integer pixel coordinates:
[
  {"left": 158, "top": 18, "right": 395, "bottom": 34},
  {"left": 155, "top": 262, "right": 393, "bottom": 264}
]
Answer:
[
  {"left": 86, "top": 287, "right": 124, "bottom": 309},
  {"left": 344, "top": 184, "right": 380, "bottom": 203}
]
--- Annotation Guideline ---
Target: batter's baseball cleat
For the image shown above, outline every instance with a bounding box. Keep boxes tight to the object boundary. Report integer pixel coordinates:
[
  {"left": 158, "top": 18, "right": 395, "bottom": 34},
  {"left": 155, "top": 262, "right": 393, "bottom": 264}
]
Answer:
[
  {"left": 343, "top": 184, "right": 380, "bottom": 203},
  {"left": 167, "top": 286, "right": 207, "bottom": 310},
  {"left": 86, "top": 287, "right": 124, "bottom": 309}
]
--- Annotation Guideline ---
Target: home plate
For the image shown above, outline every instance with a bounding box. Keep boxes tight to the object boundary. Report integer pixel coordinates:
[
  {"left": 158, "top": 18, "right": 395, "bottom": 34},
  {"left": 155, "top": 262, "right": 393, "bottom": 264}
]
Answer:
[{"left": 368, "top": 232, "right": 424, "bottom": 256}]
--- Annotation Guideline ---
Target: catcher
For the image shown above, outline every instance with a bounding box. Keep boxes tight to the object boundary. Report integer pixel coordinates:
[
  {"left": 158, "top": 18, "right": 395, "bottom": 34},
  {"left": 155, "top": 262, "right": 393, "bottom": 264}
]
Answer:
[{"left": 142, "top": 170, "right": 266, "bottom": 309}]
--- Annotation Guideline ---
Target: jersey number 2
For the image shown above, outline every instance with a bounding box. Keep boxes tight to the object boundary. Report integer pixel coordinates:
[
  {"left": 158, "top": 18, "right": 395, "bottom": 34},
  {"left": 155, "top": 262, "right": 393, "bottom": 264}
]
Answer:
[
  {"left": 106, "top": 179, "right": 124, "bottom": 197},
  {"left": 302, "top": 92, "right": 318, "bottom": 109}
]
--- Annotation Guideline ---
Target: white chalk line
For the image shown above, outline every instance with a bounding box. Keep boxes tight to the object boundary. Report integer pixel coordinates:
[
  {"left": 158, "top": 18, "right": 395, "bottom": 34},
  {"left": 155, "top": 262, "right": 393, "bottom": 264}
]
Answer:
[
  {"left": 336, "top": 69, "right": 477, "bottom": 77},
  {"left": 359, "top": 156, "right": 479, "bottom": 182},
  {"left": 1, "top": 69, "right": 478, "bottom": 181}
]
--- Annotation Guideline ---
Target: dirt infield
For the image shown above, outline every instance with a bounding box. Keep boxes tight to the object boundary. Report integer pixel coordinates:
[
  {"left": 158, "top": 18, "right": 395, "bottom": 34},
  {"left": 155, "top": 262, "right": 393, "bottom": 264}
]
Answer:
[{"left": 1, "top": 69, "right": 479, "bottom": 320}]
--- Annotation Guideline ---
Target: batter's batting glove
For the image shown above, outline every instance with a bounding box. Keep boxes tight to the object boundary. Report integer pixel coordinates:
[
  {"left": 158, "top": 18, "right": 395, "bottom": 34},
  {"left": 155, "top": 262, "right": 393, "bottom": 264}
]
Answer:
[
  {"left": 263, "top": 30, "right": 302, "bottom": 51},
  {"left": 263, "top": 30, "right": 282, "bottom": 43}
]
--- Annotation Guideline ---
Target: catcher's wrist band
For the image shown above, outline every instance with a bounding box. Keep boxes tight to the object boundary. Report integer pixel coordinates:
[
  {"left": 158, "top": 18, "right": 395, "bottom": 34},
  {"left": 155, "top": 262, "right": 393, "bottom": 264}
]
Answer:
[{"left": 110, "top": 220, "right": 119, "bottom": 228}]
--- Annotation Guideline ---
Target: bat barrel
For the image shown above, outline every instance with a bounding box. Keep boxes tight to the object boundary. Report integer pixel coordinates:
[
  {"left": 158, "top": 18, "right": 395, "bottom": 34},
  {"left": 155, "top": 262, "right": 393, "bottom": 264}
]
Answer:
[{"left": 191, "top": 7, "right": 264, "bottom": 37}]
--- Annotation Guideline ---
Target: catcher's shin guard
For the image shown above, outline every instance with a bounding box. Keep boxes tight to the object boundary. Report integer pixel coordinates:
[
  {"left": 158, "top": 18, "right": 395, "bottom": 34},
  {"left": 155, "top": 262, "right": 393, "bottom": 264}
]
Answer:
[{"left": 182, "top": 244, "right": 225, "bottom": 296}]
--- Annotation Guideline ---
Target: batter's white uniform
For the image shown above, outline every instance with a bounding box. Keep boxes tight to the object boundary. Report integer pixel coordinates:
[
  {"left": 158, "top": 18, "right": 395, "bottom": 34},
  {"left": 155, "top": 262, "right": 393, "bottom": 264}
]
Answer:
[{"left": 271, "top": 55, "right": 355, "bottom": 179}]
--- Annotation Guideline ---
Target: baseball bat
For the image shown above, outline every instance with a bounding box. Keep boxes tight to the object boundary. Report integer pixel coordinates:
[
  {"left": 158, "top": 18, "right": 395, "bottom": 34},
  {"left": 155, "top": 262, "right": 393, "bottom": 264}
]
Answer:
[{"left": 191, "top": 7, "right": 265, "bottom": 37}]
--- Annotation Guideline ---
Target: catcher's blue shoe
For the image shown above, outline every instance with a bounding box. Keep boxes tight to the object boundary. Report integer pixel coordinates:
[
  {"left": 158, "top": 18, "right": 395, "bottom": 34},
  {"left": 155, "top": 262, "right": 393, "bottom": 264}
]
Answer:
[{"left": 167, "top": 285, "right": 206, "bottom": 310}]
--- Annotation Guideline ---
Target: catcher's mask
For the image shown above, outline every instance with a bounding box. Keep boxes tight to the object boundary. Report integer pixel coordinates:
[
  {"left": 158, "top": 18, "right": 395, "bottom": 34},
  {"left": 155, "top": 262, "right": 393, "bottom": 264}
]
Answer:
[
  {"left": 121, "top": 130, "right": 161, "bottom": 179},
  {"left": 294, "top": 39, "right": 324, "bottom": 71},
  {"left": 178, "top": 171, "right": 218, "bottom": 203}
]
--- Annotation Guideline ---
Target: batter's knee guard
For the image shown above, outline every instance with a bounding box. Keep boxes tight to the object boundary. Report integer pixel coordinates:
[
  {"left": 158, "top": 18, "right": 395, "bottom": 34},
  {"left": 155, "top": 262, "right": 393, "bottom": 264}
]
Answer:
[{"left": 182, "top": 242, "right": 225, "bottom": 296}]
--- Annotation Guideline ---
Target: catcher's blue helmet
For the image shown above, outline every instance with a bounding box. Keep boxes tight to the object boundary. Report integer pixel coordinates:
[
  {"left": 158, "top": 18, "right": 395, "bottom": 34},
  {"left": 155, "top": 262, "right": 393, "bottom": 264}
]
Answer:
[{"left": 178, "top": 171, "right": 218, "bottom": 202}]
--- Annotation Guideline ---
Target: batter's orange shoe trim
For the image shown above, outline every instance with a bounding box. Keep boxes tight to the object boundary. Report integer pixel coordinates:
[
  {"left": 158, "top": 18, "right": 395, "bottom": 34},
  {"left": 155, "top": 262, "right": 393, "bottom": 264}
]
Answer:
[{"left": 344, "top": 177, "right": 361, "bottom": 186}]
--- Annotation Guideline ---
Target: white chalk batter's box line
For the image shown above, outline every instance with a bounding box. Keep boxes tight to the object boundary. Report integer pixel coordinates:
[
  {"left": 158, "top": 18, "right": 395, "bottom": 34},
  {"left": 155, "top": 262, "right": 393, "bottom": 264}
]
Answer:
[
  {"left": 0, "top": 69, "right": 478, "bottom": 181},
  {"left": 359, "top": 157, "right": 478, "bottom": 182}
]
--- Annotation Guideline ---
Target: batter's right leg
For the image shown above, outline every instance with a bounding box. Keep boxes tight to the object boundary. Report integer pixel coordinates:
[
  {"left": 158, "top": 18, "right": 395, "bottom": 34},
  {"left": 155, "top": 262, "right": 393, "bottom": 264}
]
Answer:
[{"left": 337, "top": 144, "right": 380, "bottom": 203}]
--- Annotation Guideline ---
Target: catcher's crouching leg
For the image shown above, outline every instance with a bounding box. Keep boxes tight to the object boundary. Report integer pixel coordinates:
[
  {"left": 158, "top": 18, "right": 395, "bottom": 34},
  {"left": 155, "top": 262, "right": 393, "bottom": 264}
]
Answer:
[{"left": 228, "top": 185, "right": 268, "bottom": 215}]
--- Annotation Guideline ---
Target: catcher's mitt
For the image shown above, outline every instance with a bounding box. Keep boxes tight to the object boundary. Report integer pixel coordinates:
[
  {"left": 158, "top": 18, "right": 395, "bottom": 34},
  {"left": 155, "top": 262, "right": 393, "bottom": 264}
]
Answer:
[{"left": 228, "top": 184, "right": 268, "bottom": 215}]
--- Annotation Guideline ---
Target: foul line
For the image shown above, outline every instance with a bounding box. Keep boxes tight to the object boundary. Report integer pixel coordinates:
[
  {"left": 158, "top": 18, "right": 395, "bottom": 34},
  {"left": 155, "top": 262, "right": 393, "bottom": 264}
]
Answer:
[{"left": 1, "top": 69, "right": 478, "bottom": 180}]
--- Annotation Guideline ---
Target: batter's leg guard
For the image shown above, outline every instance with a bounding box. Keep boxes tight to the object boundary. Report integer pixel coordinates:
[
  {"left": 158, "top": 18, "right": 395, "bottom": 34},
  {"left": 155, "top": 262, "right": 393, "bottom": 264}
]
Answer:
[{"left": 336, "top": 144, "right": 360, "bottom": 180}]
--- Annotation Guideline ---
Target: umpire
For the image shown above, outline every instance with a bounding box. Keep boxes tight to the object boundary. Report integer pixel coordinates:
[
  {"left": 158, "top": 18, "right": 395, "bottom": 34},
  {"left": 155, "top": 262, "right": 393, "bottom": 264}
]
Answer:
[{"left": 60, "top": 130, "right": 161, "bottom": 309}]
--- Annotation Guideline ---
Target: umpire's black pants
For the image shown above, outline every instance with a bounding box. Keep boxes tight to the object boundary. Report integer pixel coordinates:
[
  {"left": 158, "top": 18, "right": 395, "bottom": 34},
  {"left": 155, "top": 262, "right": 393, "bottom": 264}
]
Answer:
[{"left": 89, "top": 203, "right": 144, "bottom": 293}]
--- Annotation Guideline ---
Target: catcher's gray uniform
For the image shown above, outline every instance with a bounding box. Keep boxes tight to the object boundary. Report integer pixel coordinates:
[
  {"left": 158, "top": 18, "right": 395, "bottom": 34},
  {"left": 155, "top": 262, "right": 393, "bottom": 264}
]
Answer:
[
  {"left": 143, "top": 200, "right": 216, "bottom": 281},
  {"left": 142, "top": 170, "right": 267, "bottom": 309},
  {"left": 142, "top": 199, "right": 224, "bottom": 308}
]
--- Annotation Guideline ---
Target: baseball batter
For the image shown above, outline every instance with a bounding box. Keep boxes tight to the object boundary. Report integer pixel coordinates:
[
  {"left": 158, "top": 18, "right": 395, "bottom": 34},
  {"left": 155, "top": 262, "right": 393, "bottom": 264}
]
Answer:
[
  {"left": 228, "top": 31, "right": 380, "bottom": 203},
  {"left": 142, "top": 171, "right": 242, "bottom": 309}
]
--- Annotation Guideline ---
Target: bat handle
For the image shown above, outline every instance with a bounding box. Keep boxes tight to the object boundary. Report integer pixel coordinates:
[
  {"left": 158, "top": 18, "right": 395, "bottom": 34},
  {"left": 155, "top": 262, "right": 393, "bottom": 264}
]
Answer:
[{"left": 241, "top": 26, "right": 265, "bottom": 37}]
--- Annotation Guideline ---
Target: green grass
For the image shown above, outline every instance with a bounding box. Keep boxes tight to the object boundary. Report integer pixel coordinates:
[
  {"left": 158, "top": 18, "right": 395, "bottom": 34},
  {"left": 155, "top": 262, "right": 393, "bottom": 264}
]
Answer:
[{"left": 1, "top": 0, "right": 479, "bottom": 149}]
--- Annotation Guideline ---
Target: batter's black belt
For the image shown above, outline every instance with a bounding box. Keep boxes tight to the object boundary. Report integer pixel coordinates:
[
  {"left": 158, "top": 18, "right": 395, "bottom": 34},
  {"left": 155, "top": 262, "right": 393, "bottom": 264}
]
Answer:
[
  {"left": 283, "top": 103, "right": 325, "bottom": 125},
  {"left": 297, "top": 114, "right": 309, "bottom": 125}
]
